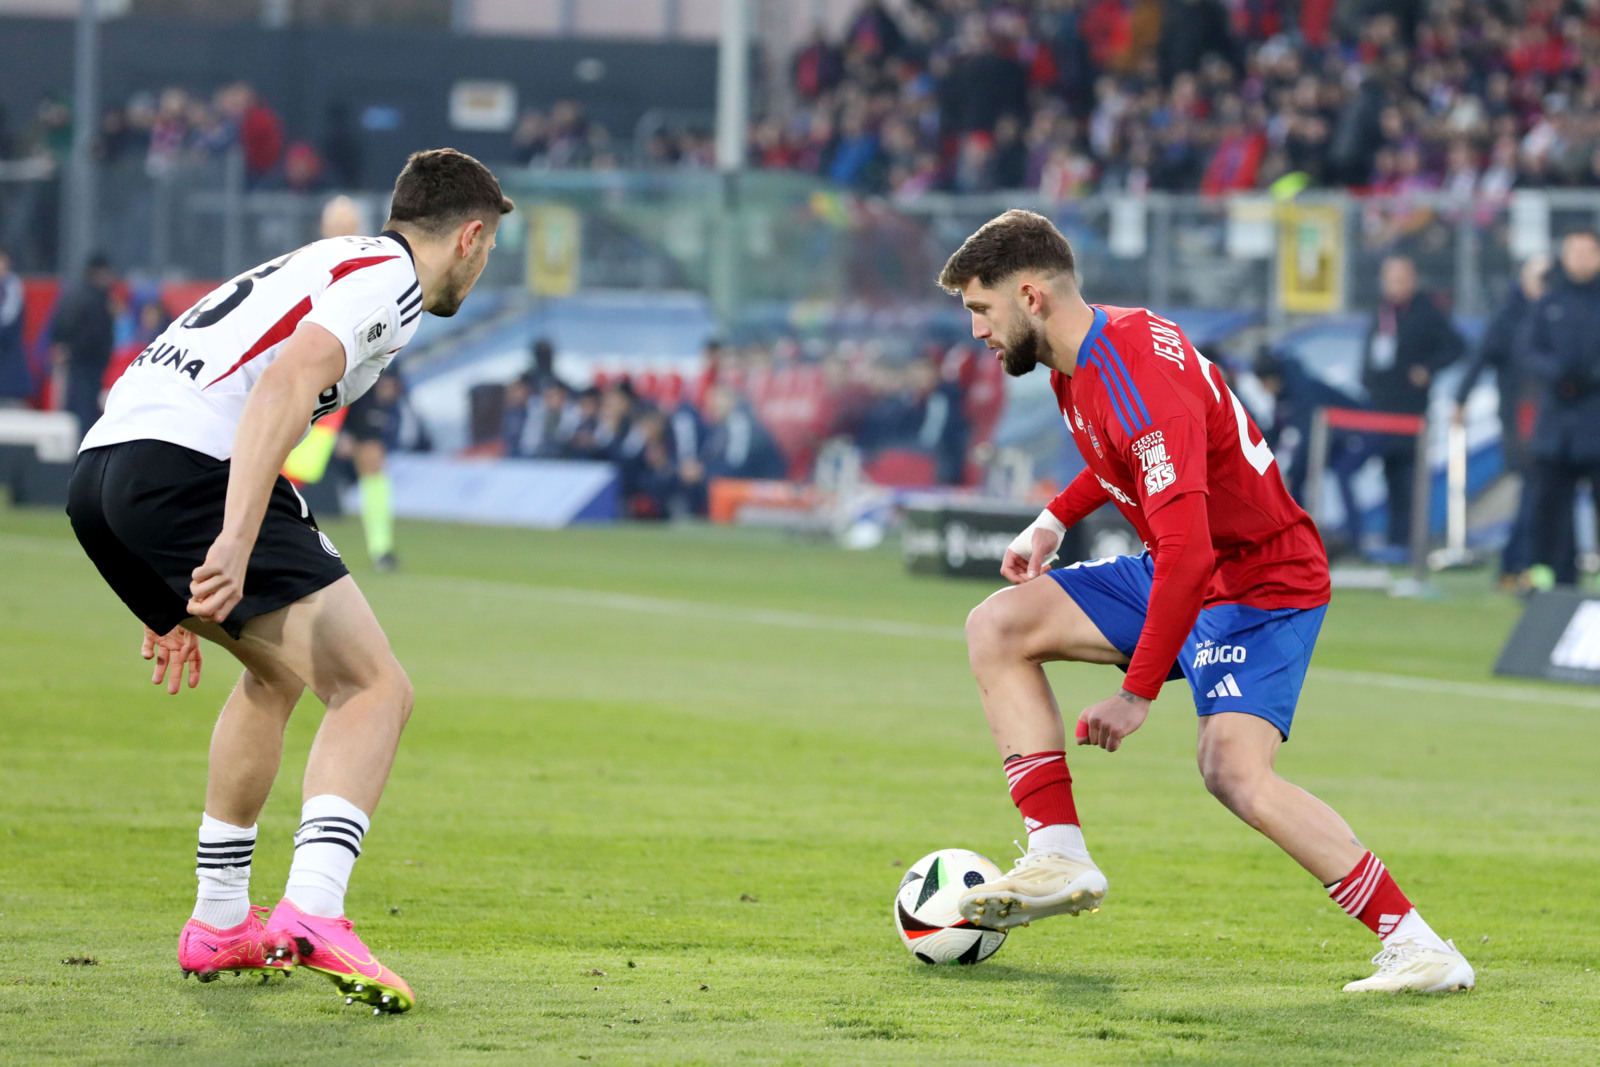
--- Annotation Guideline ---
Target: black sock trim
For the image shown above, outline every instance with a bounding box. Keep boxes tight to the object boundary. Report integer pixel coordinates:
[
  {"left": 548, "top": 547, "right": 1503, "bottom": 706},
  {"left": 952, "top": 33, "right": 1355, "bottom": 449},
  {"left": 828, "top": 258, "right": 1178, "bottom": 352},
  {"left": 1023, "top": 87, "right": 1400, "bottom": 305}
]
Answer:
[{"left": 295, "top": 836, "right": 361, "bottom": 858}]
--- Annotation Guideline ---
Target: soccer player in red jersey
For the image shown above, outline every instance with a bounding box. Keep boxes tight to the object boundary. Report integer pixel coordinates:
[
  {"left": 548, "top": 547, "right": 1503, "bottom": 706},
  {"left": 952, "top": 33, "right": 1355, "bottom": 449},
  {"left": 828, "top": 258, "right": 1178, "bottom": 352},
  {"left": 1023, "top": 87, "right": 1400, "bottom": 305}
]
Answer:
[{"left": 944, "top": 211, "right": 1473, "bottom": 993}]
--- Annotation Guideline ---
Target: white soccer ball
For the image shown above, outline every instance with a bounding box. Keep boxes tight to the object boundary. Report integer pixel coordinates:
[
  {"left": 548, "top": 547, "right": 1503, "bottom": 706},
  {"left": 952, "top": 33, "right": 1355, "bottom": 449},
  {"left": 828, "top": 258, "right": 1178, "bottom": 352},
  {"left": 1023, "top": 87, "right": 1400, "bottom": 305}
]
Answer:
[{"left": 893, "top": 848, "right": 1007, "bottom": 965}]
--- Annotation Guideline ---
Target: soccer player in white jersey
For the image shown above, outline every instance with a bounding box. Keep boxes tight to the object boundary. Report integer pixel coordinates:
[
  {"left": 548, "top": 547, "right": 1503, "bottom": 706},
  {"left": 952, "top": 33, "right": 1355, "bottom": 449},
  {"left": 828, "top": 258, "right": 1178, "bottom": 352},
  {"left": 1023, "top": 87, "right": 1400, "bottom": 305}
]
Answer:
[{"left": 67, "top": 148, "right": 512, "bottom": 1014}]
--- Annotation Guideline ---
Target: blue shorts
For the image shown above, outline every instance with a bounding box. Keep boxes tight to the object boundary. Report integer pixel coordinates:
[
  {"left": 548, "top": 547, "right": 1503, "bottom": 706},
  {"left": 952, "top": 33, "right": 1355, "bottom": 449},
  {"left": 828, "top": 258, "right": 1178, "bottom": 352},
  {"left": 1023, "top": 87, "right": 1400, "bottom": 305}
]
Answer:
[{"left": 1048, "top": 553, "right": 1326, "bottom": 740}]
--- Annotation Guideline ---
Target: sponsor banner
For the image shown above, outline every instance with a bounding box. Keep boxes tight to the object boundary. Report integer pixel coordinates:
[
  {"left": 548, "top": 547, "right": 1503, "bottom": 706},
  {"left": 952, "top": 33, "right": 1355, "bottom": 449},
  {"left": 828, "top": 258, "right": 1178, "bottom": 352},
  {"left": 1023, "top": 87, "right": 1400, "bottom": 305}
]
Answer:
[
  {"left": 1494, "top": 590, "right": 1600, "bottom": 686},
  {"left": 904, "top": 500, "right": 1138, "bottom": 580},
  {"left": 381, "top": 454, "right": 619, "bottom": 528}
]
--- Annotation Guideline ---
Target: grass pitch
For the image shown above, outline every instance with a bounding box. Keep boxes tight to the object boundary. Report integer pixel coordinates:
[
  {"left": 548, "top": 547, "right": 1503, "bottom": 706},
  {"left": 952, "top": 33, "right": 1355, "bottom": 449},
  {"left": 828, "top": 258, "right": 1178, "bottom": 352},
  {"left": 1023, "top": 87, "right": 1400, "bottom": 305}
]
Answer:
[{"left": 1, "top": 507, "right": 1598, "bottom": 1065}]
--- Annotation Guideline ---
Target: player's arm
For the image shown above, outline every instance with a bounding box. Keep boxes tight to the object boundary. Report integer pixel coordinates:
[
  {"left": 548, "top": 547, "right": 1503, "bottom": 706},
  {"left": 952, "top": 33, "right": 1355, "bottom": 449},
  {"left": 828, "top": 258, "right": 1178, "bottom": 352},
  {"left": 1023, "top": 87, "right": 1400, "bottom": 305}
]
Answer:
[
  {"left": 1001, "top": 469, "right": 1111, "bottom": 583},
  {"left": 187, "top": 322, "right": 345, "bottom": 624},
  {"left": 1078, "top": 491, "right": 1214, "bottom": 751}
]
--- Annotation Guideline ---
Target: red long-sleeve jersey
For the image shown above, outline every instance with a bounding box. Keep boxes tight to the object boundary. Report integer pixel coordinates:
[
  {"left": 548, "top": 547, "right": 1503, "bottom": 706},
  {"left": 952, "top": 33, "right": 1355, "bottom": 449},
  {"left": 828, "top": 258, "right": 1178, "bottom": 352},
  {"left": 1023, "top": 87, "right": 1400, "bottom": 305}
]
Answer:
[{"left": 1046, "top": 305, "right": 1330, "bottom": 697}]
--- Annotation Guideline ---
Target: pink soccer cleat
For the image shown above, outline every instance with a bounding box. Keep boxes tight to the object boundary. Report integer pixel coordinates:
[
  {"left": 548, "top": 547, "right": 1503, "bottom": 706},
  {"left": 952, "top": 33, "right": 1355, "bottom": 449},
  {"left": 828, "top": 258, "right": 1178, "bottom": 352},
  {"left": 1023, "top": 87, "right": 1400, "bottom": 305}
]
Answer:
[
  {"left": 264, "top": 898, "right": 415, "bottom": 1014},
  {"left": 179, "top": 905, "right": 287, "bottom": 982}
]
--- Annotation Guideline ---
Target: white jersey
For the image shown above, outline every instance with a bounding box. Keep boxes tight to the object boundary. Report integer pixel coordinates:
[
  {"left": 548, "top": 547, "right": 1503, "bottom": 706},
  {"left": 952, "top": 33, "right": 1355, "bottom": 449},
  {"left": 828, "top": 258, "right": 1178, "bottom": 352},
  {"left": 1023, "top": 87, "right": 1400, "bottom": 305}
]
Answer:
[{"left": 81, "top": 232, "right": 424, "bottom": 460}]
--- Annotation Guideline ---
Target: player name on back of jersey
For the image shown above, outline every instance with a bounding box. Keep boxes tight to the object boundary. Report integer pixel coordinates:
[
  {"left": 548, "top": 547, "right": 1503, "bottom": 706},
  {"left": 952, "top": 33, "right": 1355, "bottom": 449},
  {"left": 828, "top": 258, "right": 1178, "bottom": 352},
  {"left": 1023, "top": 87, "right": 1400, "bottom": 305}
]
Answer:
[{"left": 80, "top": 234, "right": 422, "bottom": 462}]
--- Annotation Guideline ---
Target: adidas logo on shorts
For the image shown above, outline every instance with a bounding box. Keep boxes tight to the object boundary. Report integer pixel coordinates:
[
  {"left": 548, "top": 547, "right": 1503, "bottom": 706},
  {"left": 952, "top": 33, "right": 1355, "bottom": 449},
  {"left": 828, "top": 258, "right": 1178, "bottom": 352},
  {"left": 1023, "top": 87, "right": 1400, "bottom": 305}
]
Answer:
[{"left": 1205, "top": 674, "right": 1243, "bottom": 699}]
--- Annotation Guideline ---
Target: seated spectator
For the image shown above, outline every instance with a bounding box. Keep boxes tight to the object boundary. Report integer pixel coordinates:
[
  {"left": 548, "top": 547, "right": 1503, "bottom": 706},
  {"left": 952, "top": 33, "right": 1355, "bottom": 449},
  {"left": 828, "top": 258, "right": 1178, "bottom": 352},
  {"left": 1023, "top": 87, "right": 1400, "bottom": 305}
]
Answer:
[
  {"left": 500, "top": 376, "right": 532, "bottom": 457},
  {"left": 562, "top": 386, "right": 606, "bottom": 459},
  {"left": 524, "top": 379, "right": 579, "bottom": 458},
  {"left": 702, "top": 385, "right": 788, "bottom": 480}
]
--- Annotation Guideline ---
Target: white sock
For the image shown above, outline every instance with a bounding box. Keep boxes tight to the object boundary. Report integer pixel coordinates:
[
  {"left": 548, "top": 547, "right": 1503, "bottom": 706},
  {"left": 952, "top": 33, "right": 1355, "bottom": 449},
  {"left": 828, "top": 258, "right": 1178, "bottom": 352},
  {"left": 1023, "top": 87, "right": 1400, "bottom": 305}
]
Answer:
[
  {"left": 1384, "top": 908, "right": 1451, "bottom": 953},
  {"left": 193, "top": 813, "right": 256, "bottom": 929},
  {"left": 284, "top": 795, "right": 369, "bottom": 918},
  {"left": 1027, "top": 823, "right": 1093, "bottom": 865}
]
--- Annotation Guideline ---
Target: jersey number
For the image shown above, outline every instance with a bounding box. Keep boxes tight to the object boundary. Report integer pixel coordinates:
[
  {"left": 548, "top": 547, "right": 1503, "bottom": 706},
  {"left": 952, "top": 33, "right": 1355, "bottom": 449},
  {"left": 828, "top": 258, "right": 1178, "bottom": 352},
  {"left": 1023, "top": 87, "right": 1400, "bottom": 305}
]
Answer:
[
  {"left": 1195, "top": 351, "right": 1274, "bottom": 475},
  {"left": 179, "top": 248, "right": 303, "bottom": 330}
]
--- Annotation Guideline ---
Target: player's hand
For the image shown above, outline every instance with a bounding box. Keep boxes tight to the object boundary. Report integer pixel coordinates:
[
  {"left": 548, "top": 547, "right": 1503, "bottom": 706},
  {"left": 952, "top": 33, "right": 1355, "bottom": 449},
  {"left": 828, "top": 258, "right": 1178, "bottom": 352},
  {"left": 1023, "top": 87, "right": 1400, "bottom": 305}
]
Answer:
[
  {"left": 1076, "top": 690, "right": 1150, "bottom": 753},
  {"left": 1449, "top": 404, "right": 1466, "bottom": 428},
  {"left": 1000, "top": 527, "right": 1061, "bottom": 585},
  {"left": 188, "top": 535, "right": 251, "bottom": 624},
  {"left": 142, "top": 624, "right": 203, "bottom": 694}
]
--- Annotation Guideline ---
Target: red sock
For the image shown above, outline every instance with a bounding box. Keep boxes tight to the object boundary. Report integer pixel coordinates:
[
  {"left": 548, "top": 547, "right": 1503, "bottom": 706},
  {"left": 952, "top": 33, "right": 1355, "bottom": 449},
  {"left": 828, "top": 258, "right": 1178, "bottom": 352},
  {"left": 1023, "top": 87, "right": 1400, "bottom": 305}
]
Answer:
[
  {"left": 1003, "top": 751, "right": 1079, "bottom": 831},
  {"left": 1329, "top": 851, "right": 1412, "bottom": 939}
]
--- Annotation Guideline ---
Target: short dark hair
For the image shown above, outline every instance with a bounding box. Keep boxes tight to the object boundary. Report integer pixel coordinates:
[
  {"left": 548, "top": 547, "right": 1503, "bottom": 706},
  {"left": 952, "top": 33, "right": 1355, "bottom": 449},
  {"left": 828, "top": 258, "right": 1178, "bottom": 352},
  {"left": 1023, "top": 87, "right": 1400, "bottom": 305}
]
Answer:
[
  {"left": 938, "top": 209, "right": 1075, "bottom": 294},
  {"left": 1562, "top": 227, "right": 1600, "bottom": 246},
  {"left": 386, "top": 148, "right": 514, "bottom": 234}
]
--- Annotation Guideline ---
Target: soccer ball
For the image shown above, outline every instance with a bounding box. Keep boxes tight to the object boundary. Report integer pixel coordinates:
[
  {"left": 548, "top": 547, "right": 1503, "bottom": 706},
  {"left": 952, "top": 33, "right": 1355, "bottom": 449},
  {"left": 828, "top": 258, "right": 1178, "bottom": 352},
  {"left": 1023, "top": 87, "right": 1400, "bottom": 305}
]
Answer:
[{"left": 893, "top": 848, "right": 1007, "bottom": 965}]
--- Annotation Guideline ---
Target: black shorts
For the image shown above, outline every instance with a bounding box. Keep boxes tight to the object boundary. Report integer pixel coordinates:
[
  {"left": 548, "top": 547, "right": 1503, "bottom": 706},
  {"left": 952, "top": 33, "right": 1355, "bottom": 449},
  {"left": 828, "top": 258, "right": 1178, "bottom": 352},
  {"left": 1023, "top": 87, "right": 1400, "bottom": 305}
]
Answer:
[
  {"left": 67, "top": 440, "right": 350, "bottom": 640},
  {"left": 343, "top": 388, "right": 396, "bottom": 445}
]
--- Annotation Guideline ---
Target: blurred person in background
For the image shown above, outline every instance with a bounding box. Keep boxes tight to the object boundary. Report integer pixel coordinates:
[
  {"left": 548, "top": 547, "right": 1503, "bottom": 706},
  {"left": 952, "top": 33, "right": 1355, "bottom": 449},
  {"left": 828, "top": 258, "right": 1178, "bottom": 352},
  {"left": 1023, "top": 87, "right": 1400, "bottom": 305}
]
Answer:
[
  {"left": 1360, "top": 254, "right": 1465, "bottom": 552},
  {"left": 1453, "top": 254, "right": 1550, "bottom": 589},
  {"left": 50, "top": 253, "right": 117, "bottom": 438},
  {"left": 563, "top": 386, "right": 605, "bottom": 459},
  {"left": 1525, "top": 230, "right": 1600, "bottom": 588},
  {"left": 910, "top": 357, "right": 970, "bottom": 486},
  {"left": 499, "top": 375, "right": 532, "bottom": 457},
  {"left": 524, "top": 378, "right": 579, "bottom": 458},
  {"left": 1254, "top": 348, "right": 1368, "bottom": 554},
  {"left": 702, "top": 385, "right": 787, "bottom": 481},
  {"left": 0, "top": 248, "right": 30, "bottom": 407}
]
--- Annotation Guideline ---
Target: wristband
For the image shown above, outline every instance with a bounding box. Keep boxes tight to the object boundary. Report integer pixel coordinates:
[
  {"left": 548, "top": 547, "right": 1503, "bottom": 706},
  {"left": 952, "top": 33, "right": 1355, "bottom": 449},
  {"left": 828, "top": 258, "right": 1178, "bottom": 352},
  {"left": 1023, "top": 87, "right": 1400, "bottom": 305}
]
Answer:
[{"left": 1007, "top": 509, "right": 1069, "bottom": 566}]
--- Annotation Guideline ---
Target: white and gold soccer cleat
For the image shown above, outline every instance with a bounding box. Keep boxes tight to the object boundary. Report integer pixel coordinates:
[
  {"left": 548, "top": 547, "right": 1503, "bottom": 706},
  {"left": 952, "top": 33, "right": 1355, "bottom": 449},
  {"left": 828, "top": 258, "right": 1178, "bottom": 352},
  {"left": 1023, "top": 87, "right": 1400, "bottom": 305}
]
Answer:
[
  {"left": 1342, "top": 938, "right": 1475, "bottom": 993},
  {"left": 956, "top": 850, "right": 1108, "bottom": 930}
]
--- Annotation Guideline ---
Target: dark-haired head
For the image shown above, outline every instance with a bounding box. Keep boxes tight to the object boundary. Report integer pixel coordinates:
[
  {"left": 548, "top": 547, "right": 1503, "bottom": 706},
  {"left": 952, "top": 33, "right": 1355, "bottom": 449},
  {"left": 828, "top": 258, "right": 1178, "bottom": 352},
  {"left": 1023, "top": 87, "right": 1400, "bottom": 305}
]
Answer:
[
  {"left": 939, "top": 210, "right": 1079, "bottom": 378},
  {"left": 386, "top": 148, "right": 513, "bottom": 235},
  {"left": 384, "top": 148, "right": 513, "bottom": 318}
]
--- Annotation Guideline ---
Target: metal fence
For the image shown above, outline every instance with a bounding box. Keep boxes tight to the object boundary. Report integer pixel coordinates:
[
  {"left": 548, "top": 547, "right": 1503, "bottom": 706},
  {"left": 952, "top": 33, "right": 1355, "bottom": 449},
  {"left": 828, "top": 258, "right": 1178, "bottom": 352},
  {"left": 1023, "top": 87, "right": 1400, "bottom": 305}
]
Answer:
[{"left": 9, "top": 157, "right": 1600, "bottom": 329}]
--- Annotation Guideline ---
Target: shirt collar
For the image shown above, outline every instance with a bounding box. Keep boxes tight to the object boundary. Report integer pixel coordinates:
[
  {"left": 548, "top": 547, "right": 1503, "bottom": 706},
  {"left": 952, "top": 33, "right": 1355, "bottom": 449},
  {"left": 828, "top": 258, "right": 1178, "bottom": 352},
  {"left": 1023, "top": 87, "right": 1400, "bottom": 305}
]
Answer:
[
  {"left": 379, "top": 229, "right": 417, "bottom": 266},
  {"left": 1073, "top": 306, "right": 1109, "bottom": 373}
]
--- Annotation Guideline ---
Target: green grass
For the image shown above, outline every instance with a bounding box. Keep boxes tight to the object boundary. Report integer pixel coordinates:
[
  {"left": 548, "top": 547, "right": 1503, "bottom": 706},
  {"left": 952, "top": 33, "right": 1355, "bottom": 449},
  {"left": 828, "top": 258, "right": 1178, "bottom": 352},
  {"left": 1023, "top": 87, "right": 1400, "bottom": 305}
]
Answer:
[{"left": 1, "top": 507, "right": 1598, "bottom": 1065}]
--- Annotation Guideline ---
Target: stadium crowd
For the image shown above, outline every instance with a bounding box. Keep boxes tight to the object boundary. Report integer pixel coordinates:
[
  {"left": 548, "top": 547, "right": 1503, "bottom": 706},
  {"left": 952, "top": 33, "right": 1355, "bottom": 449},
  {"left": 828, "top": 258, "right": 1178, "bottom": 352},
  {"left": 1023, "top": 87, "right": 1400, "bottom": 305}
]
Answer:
[
  {"left": 491, "top": 0, "right": 1600, "bottom": 203},
  {"left": 0, "top": 80, "right": 352, "bottom": 193},
  {"left": 488, "top": 335, "right": 1004, "bottom": 518},
  {"left": 755, "top": 0, "right": 1600, "bottom": 199}
]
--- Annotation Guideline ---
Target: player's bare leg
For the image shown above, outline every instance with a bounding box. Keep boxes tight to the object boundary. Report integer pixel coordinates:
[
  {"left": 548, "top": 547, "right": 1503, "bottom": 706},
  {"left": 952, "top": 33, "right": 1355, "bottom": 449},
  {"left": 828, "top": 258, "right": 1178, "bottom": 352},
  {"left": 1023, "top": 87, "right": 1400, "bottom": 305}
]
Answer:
[
  {"left": 188, "top": 576, "right": 417, "bottom": 1012},
  {"left": 175, "top": 638, "right": 304, "bottom": 981},
  {"left": 957, "top": 578, "right": 1118, "bottom": 928},
  {"left": 1196, "top": 712, "right": 1361, "bottom": 882},
  {"left": 1198, "top": 712, "right": 1474, "bottom": 993}
]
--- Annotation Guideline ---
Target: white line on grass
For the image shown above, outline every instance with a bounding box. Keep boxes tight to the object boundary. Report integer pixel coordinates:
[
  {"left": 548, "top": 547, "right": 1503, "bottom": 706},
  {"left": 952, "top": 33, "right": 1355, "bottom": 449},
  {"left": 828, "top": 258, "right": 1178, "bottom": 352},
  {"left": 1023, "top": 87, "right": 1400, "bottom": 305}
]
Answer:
[
  {"left": 400, "top": 572, "right": 1600, "bottom": 711},
  {"left": 12, "top": 532, "right": 1597, "bottom": 710}
]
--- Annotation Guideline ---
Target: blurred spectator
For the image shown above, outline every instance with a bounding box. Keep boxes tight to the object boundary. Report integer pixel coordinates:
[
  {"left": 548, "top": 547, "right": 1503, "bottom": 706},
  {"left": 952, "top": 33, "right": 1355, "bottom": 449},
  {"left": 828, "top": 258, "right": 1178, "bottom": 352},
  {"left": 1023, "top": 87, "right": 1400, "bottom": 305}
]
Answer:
[
  {"left": 563, "top": 386, "right": 605, "bottom": 459},
  {"left": 523, "top": 378, "right": 580, "bottom": 458},
  {"left": 1255, "top": 348, "right": 1368, "bottom": 551},
  {"left": 1526, "top": 230, "right": 1600, "bottom": 587},
  {"left": 320, "top": 194, "right": 364, "bottom": 239},
  {"left": 224, "top": 83, "right": 284, "bottom": 185},
  {"left": 528, "top": 337, "right": 558, "bottom": 389},
  {"left": 50, "top": 253, "right": 117, "bottom": 436},
  {"left": 0, "top": 249, "right": 29, "bottom": 407},
  {"left": 500, "top": 376, "right": 532, "bottom": 457},
  {"left": 702, "top": 385, "right": 787, "bottom": 480},
  {"left": 1454, "top": 254, "right": 1549, "bottom": 586},
  {"left": 910, "top": 358, "right": 969, "bottom": 485},
  {"left": 1360, "top": 254, "right": 1465, "bottom": 549}
]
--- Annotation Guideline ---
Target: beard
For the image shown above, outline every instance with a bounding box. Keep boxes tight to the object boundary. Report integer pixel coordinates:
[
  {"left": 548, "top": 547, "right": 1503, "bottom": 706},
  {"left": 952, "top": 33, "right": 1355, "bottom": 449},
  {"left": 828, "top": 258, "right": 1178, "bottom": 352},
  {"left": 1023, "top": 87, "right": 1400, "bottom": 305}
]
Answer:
[
  {"left": 430, "top": 254, "right": 486, "bottom": 317},
  {"left": 998, "top": 319, "right": 1047, "bottom": 377}
]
